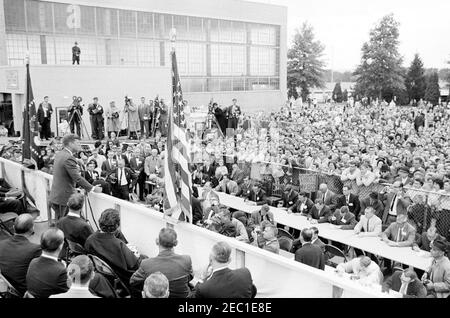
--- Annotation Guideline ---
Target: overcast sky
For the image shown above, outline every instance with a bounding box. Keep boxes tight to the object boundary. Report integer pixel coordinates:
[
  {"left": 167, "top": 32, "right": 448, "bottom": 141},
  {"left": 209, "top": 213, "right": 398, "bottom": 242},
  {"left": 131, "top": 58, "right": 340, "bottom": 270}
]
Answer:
[{"left": 253, "top": 0, "right": 450, "bottom": 71}]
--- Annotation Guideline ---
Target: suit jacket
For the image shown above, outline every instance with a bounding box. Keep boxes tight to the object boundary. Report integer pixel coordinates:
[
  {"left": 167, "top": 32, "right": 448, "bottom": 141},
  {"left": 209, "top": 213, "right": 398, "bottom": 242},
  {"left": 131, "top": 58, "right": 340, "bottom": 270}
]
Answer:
[
  {"left": 337, "top": 193, "right": 361, "bottom": 218},
  {"left": 295, "top": 198, "right": 315, "bottom": 214},
  {"left": 382, "top": 222, "right": 416, "bottom": 247},
  {"left": 282, "top": 190, "right": 299, "bottom": 210},
  {"left": 111, "top": 167, "right": 138, "bottom": 189},
  {"left": 360, "top": 197, "right": 385, "bottom": 219},
  {"left": 294, "top": 243, "right": 325, "bottom": 270},
  {"left": 50, "top": 286, "right": 99, "bottom": 298},
  {"left": 0, "top": 235, "right": 42, "bottom": 294},
  {"left": 381, "top": 192, "right": 412, "bottom": 224},
  {"left": 248, "top": 189, "right": 267, "bottom": 206},
  {"left": 414, "top": 232, "right": 446, "bottom": 252},
  {"left": 382, "top": 271, "right": 426, "bottom": 298},
  {"left": 129, "top": 156, "right": 144, "bottom": 173},
  {"left": 192, "top": 197, "right": 204, "bottom": 225},
  {"left": 192, "top": 267, "right": 256, "bottom": 298},
  {"left": 308, "top": 206, "right": 332, "bottom": 223},
  {"left": 230, "top": 168, "right": 245, "bottom": 185},
  {"left": 329, "top": 211, "right": 357, "bottom": 229},
  {"left": 137, "top": 103, "right": 152, "bottom": 121},
  {"left": 202, "top": 164, "right": 216, "bottom": 179},
  {"left": 85, "top": 231, "right": 139, "bottom": 283},
  {"left": 237, "top": 183, "right": 252, "bottom": 198},
  {"left": 226, "top": 105, "right": 242, "bottom": 120},
  {"left": 26, "top": 256, "right": 69, "bottom": 298},
  {"left": 49, "top": 149, "right": 93, "bottom": 206},
  {"left": 37, "top": 103, "right": 53, "bottom": 124},
  {"left": 101, "top": 159, "right": 117, "bottom": 177},
  {"left": 216, "top": 180, "right": 239, "bottom": 195},
  {"left": 57, "top": 215, "right": 94, "bottom": 247},
  {"left": 83, "top": 170, "right": 99, "bottom": 184},
  {"left": 317, "top": 190, "right": 337, "bottom": 210},
  {"left": 130, "top": 250, "right": 193, "bottom": 298}
]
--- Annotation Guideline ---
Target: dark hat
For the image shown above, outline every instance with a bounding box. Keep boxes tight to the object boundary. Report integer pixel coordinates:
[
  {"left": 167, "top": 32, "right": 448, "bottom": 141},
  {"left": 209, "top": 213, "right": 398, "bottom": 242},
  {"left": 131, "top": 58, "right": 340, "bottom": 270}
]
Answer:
[
  {"left": 431, "top": 239, "right": 448, "bottom": 252},
  {"left": 398, "top": 166, "right": 410, "bottom": 173},
  {"left": 380, "top": 164, "right": 390, "bottom": 172}
]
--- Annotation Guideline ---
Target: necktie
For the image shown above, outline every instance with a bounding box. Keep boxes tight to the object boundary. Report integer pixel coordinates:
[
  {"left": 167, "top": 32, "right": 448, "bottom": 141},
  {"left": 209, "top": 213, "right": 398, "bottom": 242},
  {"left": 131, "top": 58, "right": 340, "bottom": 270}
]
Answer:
[
  {"left": 120, "top": 169, "right": 123, "bottom": 185},
  {"left": 390, "top": 194, "right": 397, "bottom": 212},
  {"left": 366, "top": 218, "right": 370, "bottom": 232}
]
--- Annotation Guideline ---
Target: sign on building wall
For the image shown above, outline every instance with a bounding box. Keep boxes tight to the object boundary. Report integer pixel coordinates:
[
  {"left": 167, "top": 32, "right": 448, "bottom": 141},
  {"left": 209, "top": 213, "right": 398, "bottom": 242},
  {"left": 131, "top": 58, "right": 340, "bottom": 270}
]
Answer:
[
  {"left": 6, "top": 70, "right": 19, "bottom": 90},
  {"left": 66, "top": 4, "right": 81, "bottom": 29}
]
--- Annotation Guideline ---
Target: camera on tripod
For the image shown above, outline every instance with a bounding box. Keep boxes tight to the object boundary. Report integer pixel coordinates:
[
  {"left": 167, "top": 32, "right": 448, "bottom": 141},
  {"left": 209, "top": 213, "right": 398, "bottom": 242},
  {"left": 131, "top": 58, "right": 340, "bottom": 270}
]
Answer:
[{"left": 124, "top": 95, "right": 131, "bottom": 104}]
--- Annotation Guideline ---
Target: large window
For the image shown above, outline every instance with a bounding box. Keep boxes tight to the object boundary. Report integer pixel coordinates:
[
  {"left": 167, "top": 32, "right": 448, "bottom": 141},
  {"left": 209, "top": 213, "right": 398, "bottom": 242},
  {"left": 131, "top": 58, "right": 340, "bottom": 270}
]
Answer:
[
  {"left": 119, "top": 10, "right": 136, "bottom": 38},
  {"left": 4, "top": 0, "right": 26, "bottom": 31},
  {"left": 250, "top": 47, "right": 277, "bottom": 76},
  {"left": 96, "top": 7, "right": 118, "bottom": 37},
  {"left": 137, "top": 12, "right": 154, "bottom": 38},
  {"left": 211, "top": 44, "right": 246, "bottom": 76},
  {"left": 6, "top": 34, "right": 41, "bottom": 65},
  {"left": 26, "top": 0, "right": 53, "bottom": 33},
  {"left": 137, "top": 40, "right": 160, "bottom": 66}
]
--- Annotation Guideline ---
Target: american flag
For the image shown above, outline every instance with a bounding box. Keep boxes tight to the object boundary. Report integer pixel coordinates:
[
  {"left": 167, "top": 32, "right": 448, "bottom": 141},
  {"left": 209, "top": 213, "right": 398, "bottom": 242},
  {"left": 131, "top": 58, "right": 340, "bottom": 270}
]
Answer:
[
  {"left": 22, "top": 62, "right": 40, "bottom": 169},
  {"left": 163, "top": 49, "right": 192, "bottom": 223}
]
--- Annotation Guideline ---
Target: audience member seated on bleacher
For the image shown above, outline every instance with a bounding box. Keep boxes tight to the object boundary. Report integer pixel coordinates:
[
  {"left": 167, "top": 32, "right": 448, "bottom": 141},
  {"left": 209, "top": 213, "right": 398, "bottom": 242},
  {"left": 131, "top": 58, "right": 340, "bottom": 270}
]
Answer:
[
  {"left": 84, "top": 209, "right": 141, "bottom": 284},
  {"left": 250, "top": 223, "right": 280, "bottom": 254},
  {"left": 293, "top": 192, "right": 314, "bottom": 215},
  {"left": 422, "top": 239, "right": 450, "bottom": 298},
  {"left": 141, "top": 272, "right": 169, "bottom": 298},
  {"left": 26, "top": 228, "right": 69, "bottom": 298},
  {"left": 339, "top": 185, "right": 361, "bottom": 219},
  {"left": 246, "top": 182, "right": 267, "bottom": 206},
  {"left": 413, "top": 226, "right": 447, "bottom": 252},
  {"left": 57, "top": 193, "right": 94, "bottom": 248},
  {"left": 190, "top": 241, "right": 256, "bottom": 298},
  {"left": 50, "top": 255, "right": 98, "bottom": 298},
  {"left": 381, "top": 212, "right": 416, "bottom": 247},
  {"left": 354, "top": 207, "right": 383, "bottom": 237},
  {"left": 294, "top": 228, "right": 325, "bottom": 270},
  {"left": 316, "top": 183, "right": 337, "bottom": 211},
  {"left": 328, "top": 206, "right": 357, "bottom": 230},
  {"left": 279, "top": 184, "right": 298, "bottom": 211},
  {"left": 247, "top": 204, "right": 275, "bottom": 229},
  {"left": 206, "top": 208, "right": 249, "bottom": 243},
  {"left": 360, "top": 192, "right": 385, "bottom": 220},
  {"left": 336, "top": 256, "right": 383, "bottom": 286},
  {"left": 130, "top": 228, "right": 193, "bottom": 298},
  {"left": 0, "top": 214, "right": 41, "bottom": 295},
  {"left": 215, "top": 174, "right": 239, "bottom": 195},
  {"left": 382, "top": 268, "right": 426, "bottom": 298},
  {"left": 308, "top": 199, "right": 332, "bottom": 224}
]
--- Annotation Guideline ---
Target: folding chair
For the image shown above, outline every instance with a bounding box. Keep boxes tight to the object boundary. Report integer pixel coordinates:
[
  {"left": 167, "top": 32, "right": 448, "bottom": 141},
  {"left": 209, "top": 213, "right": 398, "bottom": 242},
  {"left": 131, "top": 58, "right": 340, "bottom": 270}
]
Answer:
[
  {"left": 324, "top": 244, "right": 348, "bottom": 268},
  {"left": 88, "top": 254, "right": 131, "bottom": 298},
  {"left": 0, "top": 212, "right": 18, "bottom": 236},
  {"left": 278, "top": 237, "right": 293, "bottom": 252},
  {"left": 277, "top": 228, "right": 294, "bottom": 240},
  {"left": 0, "top": 271, "right": 22, "bottom": 298}
]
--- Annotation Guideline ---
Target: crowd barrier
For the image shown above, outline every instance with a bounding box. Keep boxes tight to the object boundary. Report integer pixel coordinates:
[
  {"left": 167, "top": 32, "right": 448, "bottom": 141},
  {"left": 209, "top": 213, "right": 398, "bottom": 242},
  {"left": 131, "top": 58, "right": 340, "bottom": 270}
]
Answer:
[{"left": 0, "top": 158, "right": 393, "bottom": 298}]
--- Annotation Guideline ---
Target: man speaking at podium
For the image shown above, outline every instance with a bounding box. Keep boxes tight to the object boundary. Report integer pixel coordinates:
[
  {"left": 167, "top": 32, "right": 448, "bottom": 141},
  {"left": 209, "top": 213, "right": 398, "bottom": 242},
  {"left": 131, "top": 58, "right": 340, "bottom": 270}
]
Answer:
[{"left": 49, "top": 134, "right": 102, "bottom": 220}]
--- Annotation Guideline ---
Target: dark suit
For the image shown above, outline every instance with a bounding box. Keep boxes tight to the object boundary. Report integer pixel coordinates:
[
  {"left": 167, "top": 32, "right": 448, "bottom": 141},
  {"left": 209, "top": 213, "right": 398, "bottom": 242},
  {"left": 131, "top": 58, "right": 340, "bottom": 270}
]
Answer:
[
  {"left": 382, "top": 271, "right": 427, "bottom": 298},
  {"left": 130, "top": 250, "right": 193, "bottom": 298},
  {"left": 248, "top": 189, "right": 267, "bottom": 206},
  {"left": 57, "top": 215, "right": 94, "bottom": 247},
  {"left": 130, "top": 156, "right": 146, "bottom": 200},
  {"left": 381, "top": 192, "right": 412, "bottom": 224},
  {"left": 226, "top": 105, "right": 242, "bottom": 130},
  {"left": 0, "top": 235, "right": 42, "bottom": 294},
  {"left": 337, "top": 194, "right": 361, "bottom": 218},
  {"left": 237, "top": 183, "right": 252, "bottom": 198},
  {"left": 37, "top": 102, "right": 53, "bottom": 139},
  {"left": 110, "top": 167, "right": 137, "bottom": 200},
  {"left": 83, "top": 169, "right": 99, "bottom": 184},
  {"left": 26, "top": 256, "right": 69, "bottom": 298},
  {"left": 49, "top": 149, "right": 93, "bottom": 219},
  {"left": 317, "top": 190, "right": 337, "bottom": 210},
  {"left": 230, "top": 168, "right": 245, "bottom": 185},
  {"left": 203, "top": 164, "right": 216, "bottom": 179},
  {"left": 308, "top": 206, "right": 332, "bottom": 223},
  {"left": 294, "top": 243, "right": 325, "bottom": 270},
  {"left": 191, "top": 267, "right": 256, "bottom": 298},
  {"left": 360, "top": 197, "right": 385, "bottom": 219},
  {"left": 192, "top": 197, "right": 204, "bottom": 225},
  {"left": 101, "top": 159, "right": 117, "bottom": 177},
  {"left": 282, "top": 190, "right": 299, "bottom": 210},
  {"left": 85, "top": 232, "right": 139, "bottom": 284},
  {"left": 294, "top": 198, "right": 314, "bottom": 214}
]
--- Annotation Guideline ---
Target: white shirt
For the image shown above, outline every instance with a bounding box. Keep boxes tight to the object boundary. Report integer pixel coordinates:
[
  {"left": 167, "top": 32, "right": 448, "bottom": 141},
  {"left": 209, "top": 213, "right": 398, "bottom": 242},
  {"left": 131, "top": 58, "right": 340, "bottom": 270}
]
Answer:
[
  {"left": 41, "top": 253, "right": 59, "bottom": 262},
  {"left": 67, "top": 212, "right": 81, "bottom": 218},
  {"left": 118, "top": 168, "right": 128, "bottom": 186}
]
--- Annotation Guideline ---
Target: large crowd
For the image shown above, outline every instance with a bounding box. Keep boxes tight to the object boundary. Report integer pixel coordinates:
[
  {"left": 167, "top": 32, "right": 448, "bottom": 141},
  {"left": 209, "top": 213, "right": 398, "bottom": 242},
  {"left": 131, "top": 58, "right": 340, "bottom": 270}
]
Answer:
[{"left": 1, "top": 98, "right": 450, "bottom": 298}]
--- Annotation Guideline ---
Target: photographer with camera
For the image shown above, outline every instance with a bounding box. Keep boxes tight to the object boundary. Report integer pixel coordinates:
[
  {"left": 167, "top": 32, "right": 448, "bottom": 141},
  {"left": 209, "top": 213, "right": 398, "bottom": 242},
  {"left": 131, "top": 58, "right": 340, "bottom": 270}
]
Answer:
[
  {"left": 106, "top": 101, "right": 121, "bottom": 138},
  {"left": 124, "top": 96, "right": 139, "bottom": 140},
  {"left": 68, "top": 96, "right": 83, "bottom": 137},
  {"left": 88, "top": 97, "right": 104, "bottom": 140}
]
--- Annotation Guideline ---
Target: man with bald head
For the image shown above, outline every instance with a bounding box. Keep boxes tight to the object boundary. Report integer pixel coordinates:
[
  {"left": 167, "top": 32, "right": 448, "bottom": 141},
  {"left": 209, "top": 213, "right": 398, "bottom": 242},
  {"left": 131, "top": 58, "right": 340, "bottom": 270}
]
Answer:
[
  {"left": 26, "top": 228, "right": 69, "bottom": 298},
  {"left": 0, "top": 214, "right": 41, "bottom": 295},
  {"left": 191, "top": 241, "right": 256, "bottom": 298}
]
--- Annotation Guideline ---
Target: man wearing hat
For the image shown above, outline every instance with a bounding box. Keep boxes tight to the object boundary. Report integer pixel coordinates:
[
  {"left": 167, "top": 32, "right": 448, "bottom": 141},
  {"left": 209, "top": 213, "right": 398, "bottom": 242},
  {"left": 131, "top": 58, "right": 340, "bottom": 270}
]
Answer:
[
  {"left": 396, "top": 166, "right": 413, "bottom": 186},
  {"left": 72, "top": 41, "right": 81, "bottom": 65},
  {"left": 422, "top": 239, "right": 450, "bottom": 298}
]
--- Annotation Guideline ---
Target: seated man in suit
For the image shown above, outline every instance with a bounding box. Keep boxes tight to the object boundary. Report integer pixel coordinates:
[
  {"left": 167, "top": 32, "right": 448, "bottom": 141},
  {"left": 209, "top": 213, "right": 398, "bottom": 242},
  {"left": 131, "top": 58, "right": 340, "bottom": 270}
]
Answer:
[
  {"left": 294, "top": 228, "right": 325, "bottom": 270},
  {"left": 0, "top": 190, "right": 25, "bottom": 214},
  {"left": 382, "top": 268, "right": 426, "bottom": 298},
  {"left": 142, "top": 272, "right": 170, "bottom": 298},
  {"left": 354, "top": 207, "right": 383, "bottom": 237},
  {"left": 250, "top": 223, "right": 280, "bottom": 254},
  {"left": 26, "top": 228, "right": 69, "bottom": 298},
  {"left": 236, "top": 175, "right": 252, "bottom": 198},
  {"left": 57, "top": 192, "right": 94, "bottom": 249},
  {"left": 0, "top": 214, "right": 42, "bottom": 295},
  {"left": 191, "top": 241, "right": 256, "bottom": 298},
  {"left": 130, "top": 228, "right": 193, "bottom": 298},
  {"left": 51, "top": 255, "right": 98, "bottom": 298},
  {"left": 279, "top": 184, "right": 298, "bottom": 211},
  {"left": 316, "top": 183, "right": 337, "bottom": 211},
  {"left": 246, "top": 182, "right": 267, "bottom": 206},
  {"left": 293, "top": 191, "right": 314, "bottom": 214},
  {"left": 247, "top": 204, "right": 275, "bottom": 229},
  {"left": 308, "top": 199, "right": 332, "bottom": 224},
  {"left": 339, "top": 185, "right": 361, "bottom": 219},
  {"left": 329, "top": 206, "right": 357, "bottom": 230},
  {"left": 85, "top": 209, "right": 141, "bottom": 285},
  {"left": 381, "top": 211, "right": 416, "bottom": 247},
  {"left": 413, "top": 226, "right": 447, "bottom": 252},
  {"left": 336, "top": 256, "right": 383, "bottom": 286},
  {"left": 360, "top": 192, "right": 385, "bottom": 220}
]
